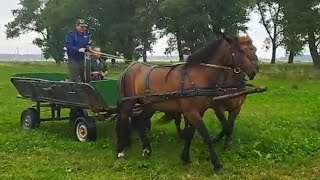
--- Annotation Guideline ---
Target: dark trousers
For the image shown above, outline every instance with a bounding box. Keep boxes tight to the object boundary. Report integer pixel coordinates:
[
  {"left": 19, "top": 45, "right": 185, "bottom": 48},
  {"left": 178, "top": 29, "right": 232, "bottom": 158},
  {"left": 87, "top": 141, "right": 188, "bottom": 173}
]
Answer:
[{"left": 68, "top": 59, "right": 90, "bottom": 82}]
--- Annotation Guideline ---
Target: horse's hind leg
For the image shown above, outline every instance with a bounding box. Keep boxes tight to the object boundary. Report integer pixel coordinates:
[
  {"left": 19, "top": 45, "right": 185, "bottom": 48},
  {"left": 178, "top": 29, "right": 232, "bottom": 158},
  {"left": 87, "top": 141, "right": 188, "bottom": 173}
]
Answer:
[
  {"left": 212, "top": 108, "right": 228, "bottom": 143},
  {"left": 134, "top": 107, "right": 155, "bottom": 157},
  {"left": 132, "top": 117, "right": 152, "bottom": 157},
  {"left": 224, "top": 108, "right": 241, "bottom": 150},
  {"left": 173, "top": 113, "right": 182, "bottom": 137},
  {"left": 178, "top": 114, "right": 190, "bottom": 139}
]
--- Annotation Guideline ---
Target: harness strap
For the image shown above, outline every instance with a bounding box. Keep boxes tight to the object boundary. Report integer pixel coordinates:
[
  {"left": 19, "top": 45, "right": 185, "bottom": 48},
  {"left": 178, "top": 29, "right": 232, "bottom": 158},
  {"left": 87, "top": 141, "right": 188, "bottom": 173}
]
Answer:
[
  {"left": 119, "top": 62, "right": 138, "bottom": 98},
  {"left": 179, "top": 66, "right": 188, "bottom": 94},
  {"left": 144, "top": 65, "right": 157, "bottom": 95},
  {"left": 120, "top": 85, "right": 248, "bottom": 108}
]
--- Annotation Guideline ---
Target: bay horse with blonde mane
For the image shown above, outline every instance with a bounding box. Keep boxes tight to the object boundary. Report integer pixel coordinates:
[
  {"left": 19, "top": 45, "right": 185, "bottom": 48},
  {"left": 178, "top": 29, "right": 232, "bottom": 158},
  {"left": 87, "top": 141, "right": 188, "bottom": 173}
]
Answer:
[
  {"left": 116, "top": 34, "right": 259, "bottom": 172},
  {"left": 160, "top": 36, "right": 259, "bottom": 150}
]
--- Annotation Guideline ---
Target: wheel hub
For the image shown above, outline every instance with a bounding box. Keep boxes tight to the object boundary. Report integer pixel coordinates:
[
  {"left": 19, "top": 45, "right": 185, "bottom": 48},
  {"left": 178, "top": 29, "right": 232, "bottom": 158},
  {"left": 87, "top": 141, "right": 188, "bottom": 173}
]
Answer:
[
  {"left": 76, "top": 122, "right": 88, "bottom": 142},
  {"left": 24, "top": 115, "right": 31, "bottom": 127}
]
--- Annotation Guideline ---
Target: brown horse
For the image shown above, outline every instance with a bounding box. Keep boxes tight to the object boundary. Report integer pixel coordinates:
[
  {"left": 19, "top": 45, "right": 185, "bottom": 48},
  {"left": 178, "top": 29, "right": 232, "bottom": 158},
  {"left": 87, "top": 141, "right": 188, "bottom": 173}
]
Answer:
[
  {"left": 116, "top": 34, "right": 259, "bottom": 172},
  {"left": 160, "top": 36, "right": 258, "bottom": 150}
]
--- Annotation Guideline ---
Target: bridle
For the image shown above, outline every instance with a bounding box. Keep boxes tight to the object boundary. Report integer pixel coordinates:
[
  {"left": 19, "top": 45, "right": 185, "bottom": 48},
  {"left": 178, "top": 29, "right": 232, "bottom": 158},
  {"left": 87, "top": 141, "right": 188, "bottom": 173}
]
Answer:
[
  {"left": 199, "top": 63, "right": 242, "bottom": 74},
  {"left": 187, "top": 52, "right": 244, "bottom": 74}
]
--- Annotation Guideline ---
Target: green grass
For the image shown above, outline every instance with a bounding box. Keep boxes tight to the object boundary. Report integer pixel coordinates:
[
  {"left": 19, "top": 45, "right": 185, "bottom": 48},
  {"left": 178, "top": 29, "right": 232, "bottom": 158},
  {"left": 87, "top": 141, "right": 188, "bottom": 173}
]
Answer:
[{"left": 0, "top": 62, "right": 320, "bottom": 179}]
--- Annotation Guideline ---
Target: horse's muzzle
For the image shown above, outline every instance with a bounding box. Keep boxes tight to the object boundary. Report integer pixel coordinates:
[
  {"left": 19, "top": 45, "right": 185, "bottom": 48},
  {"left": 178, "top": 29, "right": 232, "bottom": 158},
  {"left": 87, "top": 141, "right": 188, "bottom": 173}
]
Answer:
[{"left": 248, "top": 72, "right": 256, "bottom": 80}]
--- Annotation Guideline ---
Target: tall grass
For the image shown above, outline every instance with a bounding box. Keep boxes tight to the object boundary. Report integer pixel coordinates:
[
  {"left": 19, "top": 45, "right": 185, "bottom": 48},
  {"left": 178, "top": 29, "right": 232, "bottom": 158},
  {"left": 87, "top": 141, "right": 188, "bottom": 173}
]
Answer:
[{"left": 0, "top": 61, "right": 319, "bottom": 179}]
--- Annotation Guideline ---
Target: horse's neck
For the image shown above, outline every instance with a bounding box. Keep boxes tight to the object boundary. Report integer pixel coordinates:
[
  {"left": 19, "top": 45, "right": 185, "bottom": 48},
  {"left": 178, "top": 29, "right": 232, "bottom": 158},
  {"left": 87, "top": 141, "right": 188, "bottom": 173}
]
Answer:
[{"left": 196, "top": 65, "right": 244, "bottom": 87}]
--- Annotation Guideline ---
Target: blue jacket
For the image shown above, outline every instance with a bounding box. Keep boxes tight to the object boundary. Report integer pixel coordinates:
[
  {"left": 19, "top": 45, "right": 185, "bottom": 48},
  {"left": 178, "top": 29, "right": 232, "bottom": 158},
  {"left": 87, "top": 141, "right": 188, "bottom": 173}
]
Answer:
[{"left": 64, "top": 30, "right": 91, "bottom": 61}]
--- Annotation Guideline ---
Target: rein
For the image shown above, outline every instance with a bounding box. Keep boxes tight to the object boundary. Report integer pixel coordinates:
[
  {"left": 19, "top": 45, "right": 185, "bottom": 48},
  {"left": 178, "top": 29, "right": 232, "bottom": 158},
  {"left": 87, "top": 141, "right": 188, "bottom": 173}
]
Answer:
[
  {"left": 172, "top": 62, "right": 242, "bottom": 74},
  {"left": 199, "top": 63, "right": 242, "bottom": 74}
]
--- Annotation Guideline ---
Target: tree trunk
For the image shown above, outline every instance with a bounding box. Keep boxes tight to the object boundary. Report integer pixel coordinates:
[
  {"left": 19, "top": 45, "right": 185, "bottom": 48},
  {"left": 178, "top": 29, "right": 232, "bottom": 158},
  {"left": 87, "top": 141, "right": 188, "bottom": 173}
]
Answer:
[
  {"left": 288, "top": 51, "right": 294, "bottom": 64},
  {"left": 271, "top": 26, "right": 277, "bottom": 64},
  {"left": 142, "top": 40, "right": 148, "bottom": 62},
  {"left": 176, "top": 30, "right": 184, "bottom": 62},
  {"left": 271, "top": 45, "right": 276, "bottom": 64},
  {"left": 124, "top": 34, "right": 134, "bottom": 63},
  {"left": 308, "top": 29, "right": 320, "bottom": 68}
]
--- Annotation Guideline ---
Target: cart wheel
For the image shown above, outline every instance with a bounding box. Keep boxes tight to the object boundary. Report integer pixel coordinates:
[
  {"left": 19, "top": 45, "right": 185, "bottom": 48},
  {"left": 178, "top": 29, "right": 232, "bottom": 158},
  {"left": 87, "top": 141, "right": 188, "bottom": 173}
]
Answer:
[
  {"left": 70, "top": 109, "right": 88, "bottom": 124},
  {"left": 20, "top": 108, "right": 40, "bottom": 130},
  {"left": 74, "top": 117, "right": 97, "bottom": 142}
]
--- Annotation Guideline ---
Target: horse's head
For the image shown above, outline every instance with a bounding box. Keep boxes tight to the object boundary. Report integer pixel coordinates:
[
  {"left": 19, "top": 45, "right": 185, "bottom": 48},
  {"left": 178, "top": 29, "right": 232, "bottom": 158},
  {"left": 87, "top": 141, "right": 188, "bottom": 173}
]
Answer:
[
  {"left": 186, "top": 34, "right": 259, "bottom": 80},
  {"left": 239, "top": 36, "right": 260, "bottom": 73},
  {"left": 220, "top": 34, "right": 259, "bottom": 80}
]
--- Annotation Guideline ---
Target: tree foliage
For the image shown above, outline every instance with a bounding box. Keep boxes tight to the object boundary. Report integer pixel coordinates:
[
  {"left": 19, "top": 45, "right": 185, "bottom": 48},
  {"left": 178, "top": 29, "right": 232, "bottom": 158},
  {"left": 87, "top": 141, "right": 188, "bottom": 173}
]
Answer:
[{"left": 6, "top": 0, "right": 320, "bottom": 66}]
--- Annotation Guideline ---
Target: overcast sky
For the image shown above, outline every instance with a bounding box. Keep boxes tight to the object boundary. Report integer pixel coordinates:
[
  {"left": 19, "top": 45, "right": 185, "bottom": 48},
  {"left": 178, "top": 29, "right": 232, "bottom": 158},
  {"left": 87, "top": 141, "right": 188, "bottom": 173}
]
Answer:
[{"left": 0, "top": 0, "right": 296, "bottom": 59}]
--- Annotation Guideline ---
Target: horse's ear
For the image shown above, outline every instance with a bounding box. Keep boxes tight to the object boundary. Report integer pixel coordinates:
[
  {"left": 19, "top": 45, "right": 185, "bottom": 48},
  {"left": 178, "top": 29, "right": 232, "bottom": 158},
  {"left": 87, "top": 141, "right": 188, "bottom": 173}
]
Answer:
[{"left": 221, "top": 31, "right": 233, "bottom": 44}]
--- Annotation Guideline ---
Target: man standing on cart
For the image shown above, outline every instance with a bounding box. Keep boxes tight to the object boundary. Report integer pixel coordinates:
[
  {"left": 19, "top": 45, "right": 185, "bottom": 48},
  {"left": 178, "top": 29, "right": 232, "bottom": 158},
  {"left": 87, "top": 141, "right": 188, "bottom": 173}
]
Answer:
[{"left": 64, "top": 19, "right": 92, "bottom": 82}]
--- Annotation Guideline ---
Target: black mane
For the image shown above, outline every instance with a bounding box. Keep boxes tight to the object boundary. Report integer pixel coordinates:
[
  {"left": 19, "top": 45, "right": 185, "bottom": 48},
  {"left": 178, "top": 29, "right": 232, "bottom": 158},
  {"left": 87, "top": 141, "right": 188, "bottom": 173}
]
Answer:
[
  {"left": 186, "top": 35, "right": 240, "bottom": 64},
  {"left": 186, "top": 37, "right": 225, "bottom": 64}
]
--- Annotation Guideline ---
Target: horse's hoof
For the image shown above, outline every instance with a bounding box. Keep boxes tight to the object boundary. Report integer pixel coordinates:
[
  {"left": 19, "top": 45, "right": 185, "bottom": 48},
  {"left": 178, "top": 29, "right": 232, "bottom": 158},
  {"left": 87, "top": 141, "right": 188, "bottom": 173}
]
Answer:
[
  {"left": 182, "top": 160, "right": 192, "bottom": 167},
  {"left": 212, "top": 137, "right": 221, "bottom": 144},
  {"left": 224, "top": 141, "right": 232, "bottom": 151},
  {"left": 214, "top": 164, "right": 223, "bottom": 174},
  {"left": 181, "top": 154, "right": 192, "bottom": 166},
  {"left": 206, "top": 156, "right": 210, "bottom": 161},
  {"left": 117, "top": 151, "right": 125, "bottom": 159},
  {"left": 224, "top": 144, "right": 231, "bottom": 151},
  {"left": 142, "top": 148, "right": 151, "bottom": 157}
]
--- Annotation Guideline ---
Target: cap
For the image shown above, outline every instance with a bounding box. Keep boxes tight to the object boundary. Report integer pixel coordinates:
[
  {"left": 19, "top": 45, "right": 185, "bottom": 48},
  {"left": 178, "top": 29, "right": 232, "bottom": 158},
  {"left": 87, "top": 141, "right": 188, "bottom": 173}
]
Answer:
[{"left": 76, "top": 19, "right": 88, "bottom": 26}]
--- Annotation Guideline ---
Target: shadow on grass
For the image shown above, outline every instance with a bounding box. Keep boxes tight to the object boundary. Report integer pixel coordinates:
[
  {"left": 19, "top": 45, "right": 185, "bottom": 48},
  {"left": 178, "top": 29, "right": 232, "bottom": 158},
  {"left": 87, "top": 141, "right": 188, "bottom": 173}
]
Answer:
[{"left": 37, "top": 119, "right": 116, "bottom": 142}]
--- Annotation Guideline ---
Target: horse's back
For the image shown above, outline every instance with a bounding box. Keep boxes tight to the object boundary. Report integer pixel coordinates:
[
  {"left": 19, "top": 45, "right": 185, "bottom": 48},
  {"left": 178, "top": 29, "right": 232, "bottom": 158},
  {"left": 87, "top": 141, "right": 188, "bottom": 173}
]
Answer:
[{"left": 120, "top": 62, "right": 182, "bottom": 97}]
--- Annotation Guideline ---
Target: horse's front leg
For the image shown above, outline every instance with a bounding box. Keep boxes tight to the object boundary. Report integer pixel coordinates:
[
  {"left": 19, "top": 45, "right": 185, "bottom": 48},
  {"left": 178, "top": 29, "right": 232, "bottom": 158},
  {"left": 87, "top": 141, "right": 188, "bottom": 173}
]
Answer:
[
  {"left": 116, "top": 100, "right": 136, "bottom": 158},
  {"left": 212, "top": 108, "right": 228, "bottom": 143},
  {"left": 116, "top": 112, "right": 131, "bottom": 158},
  {"left": 180, "top": 118, "right": 195, "bottom": 165},
  {"left": 185, "top": 111, "right": 223, "bottom": 173},
  {"left": 224, "top": 108, "right": 241, "bottom": 150}
]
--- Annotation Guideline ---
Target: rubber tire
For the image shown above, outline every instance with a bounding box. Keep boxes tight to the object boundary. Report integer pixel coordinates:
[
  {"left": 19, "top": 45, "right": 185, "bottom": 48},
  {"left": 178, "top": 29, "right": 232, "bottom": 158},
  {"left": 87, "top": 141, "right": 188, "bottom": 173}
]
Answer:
[
  {"left": 74, "top": 117, "right": 97, "bottom": 142},
  {"left": 20, "top": 108, "right": 40, "bottom": 130},
  {"left": 70, "top": 109, "right": 88, "bottom": 124}
]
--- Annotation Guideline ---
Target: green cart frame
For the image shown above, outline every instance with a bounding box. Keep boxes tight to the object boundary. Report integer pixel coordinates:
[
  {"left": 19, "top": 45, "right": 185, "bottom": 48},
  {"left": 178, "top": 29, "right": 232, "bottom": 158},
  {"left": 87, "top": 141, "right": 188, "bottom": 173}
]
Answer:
[{"left": 11, "top": 73, "right": 119, "bottom": 142}]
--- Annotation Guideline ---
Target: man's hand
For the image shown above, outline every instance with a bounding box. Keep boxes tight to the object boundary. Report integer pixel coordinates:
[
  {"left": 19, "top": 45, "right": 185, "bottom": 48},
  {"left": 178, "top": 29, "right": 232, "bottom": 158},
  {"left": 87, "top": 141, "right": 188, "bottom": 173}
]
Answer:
[
  {"left": 79, "top": 48, "right": 86, "bottom": 53},
  {"left": 100, "top": 71, "right": 106, "bottom": 77}
]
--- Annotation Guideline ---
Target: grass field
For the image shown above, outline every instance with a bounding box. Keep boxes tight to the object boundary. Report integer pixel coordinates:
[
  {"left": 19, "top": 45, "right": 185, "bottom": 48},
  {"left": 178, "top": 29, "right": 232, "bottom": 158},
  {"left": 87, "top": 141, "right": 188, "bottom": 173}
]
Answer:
[{"left": 0, "top": 62, "right": 320, "bottom": 179}]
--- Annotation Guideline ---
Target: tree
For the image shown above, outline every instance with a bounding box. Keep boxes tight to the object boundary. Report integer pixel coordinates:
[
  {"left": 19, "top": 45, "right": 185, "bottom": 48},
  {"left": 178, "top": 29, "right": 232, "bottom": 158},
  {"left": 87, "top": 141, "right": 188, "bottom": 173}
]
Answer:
[
  {"left": 84, "top": 0, "right": 158, "bottom": 61},
  {"left": 279, "top": 0, "right": 320, "bottom": 67},
  {"left": 280, "top": 0, "right": 306, "bottom": 64},
  {"left": 133, "top": 0, "right": 158, "bottom": 62},
  {"left": 156, "top": 0, "right": 190, "bottom": 62},
  {"left": 256, "top": 0, "right": 283, "bottom": 64},
  {"left": 6, "top": 0, "right": 84, "bottom": 63},
  {"left": 157, "top": 0, "right": 253, "bottom": 62}
]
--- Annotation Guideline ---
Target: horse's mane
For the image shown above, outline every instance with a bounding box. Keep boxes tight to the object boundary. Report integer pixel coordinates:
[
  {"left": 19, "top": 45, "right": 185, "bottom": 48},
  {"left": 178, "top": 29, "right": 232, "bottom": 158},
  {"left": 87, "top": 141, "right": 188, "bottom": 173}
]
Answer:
[
  {"left": 186, "top": 37, "right": 225, "bottom": 65},
  {"left": 165, "top": 35, "right": 244, "bottom": 80}
]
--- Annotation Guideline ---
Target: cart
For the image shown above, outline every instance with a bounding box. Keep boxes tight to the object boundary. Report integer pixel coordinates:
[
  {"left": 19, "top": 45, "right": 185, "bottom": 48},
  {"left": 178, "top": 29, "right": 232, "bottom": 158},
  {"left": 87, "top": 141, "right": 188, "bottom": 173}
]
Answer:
[{"left": 11, "top": 73, "right": 118, "bottom": 142}]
